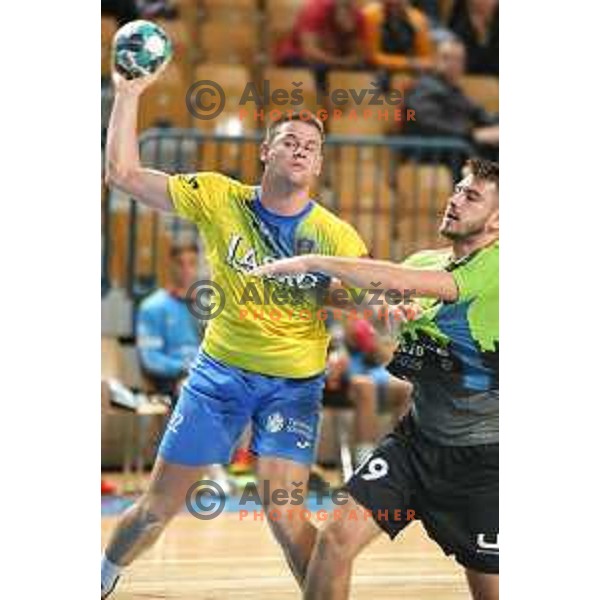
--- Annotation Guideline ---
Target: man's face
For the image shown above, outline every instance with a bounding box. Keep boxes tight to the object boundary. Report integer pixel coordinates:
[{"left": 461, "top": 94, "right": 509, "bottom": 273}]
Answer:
[
  {"left": 335, "top": 0, "right": 355, "bottom": 10},
  {"left": 333, "top": 0, "right": 357, "bottom": 32},
  {"left": 469, "top": 0, "right": 498, "bottom": 13},
  {"left": 385, "top": 0, "right": 409, "bottom": 13},
  {"left": 436, "top": 41, "right": 466, "bottom": 84},
  {"left": 171, "top": 250, "right": 198, "bottom": 290},
  {"left": 261, "top": 120, "right": 323, "bottom": 189},
  {"left": 440, "top": 174, "right": 499, "bottom": 240}
]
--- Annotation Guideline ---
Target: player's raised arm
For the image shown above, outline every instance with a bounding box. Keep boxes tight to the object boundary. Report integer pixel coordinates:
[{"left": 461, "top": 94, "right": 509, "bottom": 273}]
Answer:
[
  {"left": 253, "top": 255, "right": 459, "bottom": 302},
  {"left": 104, "top": 67, "right": 173, "bottom": 213}
]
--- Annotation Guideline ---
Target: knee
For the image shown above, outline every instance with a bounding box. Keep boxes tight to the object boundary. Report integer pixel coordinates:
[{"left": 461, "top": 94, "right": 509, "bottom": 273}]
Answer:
[
  {"left": 390, "top": 378, "right": 413, "bottom": 397},
  {"left": 315, "top": 522, "right": 355, "bottom": 564}
]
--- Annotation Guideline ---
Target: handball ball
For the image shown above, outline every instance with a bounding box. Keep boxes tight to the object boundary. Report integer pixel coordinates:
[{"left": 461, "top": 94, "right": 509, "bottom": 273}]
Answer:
[
  {"left": 349, "top": 319, "right": 377, "bottom": 355},
  {"left": 113, "top": 20, "right": 173, "bottom": 80}
]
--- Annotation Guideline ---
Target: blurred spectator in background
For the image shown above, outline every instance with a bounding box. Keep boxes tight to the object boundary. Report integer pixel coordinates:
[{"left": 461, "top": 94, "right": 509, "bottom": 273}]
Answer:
[
  {"left": 101, "top": 0, "right": 138, "bottom": 25},
  {"left": 101, "top": 0, "right": 178, "bottom": 24},
  {"left": 276, "top": 0, "right": 367, "bottom": 91},
  {"left": 411, "top": 0, "right": 451, "bottom": 44},
  {"left": 137, "top": 0, "right": 179, "bottom": 19},
  {"left": 412, "top": 0, "right": 442, "bottom": 22},
  {"left": 449, "top": 0, "right": 498, "bottom": 76},
  {"left": 403, "top": 37, "right": 498, "bottom": 175},
  {"left": 362, "top": 0, "right": 433, "bottom": 77},
  {"left": 344, "top": 317, "right": 413, "bottom": 465},
  {"left": 136, "top": 244, "right": 202, "bottom": 404}
]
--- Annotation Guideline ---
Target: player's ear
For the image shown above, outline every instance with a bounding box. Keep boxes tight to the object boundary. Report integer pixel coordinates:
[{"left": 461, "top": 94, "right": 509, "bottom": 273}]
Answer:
[
  {"left": 259, "top": 140, "right": 271, "bottom": 164},
  {"left": 313, "top": 150, "right": 323, "bottom": 177},
  {"left": 486, "top": 207, "right": 499, "bottom": 235},
  {"left": 488, "top": 186, "right": 499, "bottom": 233}
]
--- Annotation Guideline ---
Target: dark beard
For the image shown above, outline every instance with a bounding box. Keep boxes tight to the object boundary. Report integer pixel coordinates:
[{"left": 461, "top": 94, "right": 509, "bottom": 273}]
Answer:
[
  {"left": 440, "top": 223, "right": 485, "bottom": 241},
  {"left": 440, "top": 228, "right": 466, "bottom": 241}
]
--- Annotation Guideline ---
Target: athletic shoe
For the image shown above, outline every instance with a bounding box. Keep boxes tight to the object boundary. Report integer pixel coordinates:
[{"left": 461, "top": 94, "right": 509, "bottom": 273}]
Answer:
[
  {"left": 229, "top": 448, "right": 254, "bottom": 475},
  {"left": 101, "top": 576, "right": 119, "bottom": 599}
]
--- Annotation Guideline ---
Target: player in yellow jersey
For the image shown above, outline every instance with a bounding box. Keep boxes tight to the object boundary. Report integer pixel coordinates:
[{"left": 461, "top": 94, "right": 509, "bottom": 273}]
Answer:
[{"left": 101, "top": 68, "right": 368, "bottom": 597}]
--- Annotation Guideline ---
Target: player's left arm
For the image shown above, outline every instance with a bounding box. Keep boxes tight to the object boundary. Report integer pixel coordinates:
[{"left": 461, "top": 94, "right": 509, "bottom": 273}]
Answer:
[{"left": 254, "top": 255, "right": 459, "bottom": 302}]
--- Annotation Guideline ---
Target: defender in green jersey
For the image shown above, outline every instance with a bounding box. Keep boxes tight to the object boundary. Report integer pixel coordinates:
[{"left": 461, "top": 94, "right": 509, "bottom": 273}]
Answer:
[
  {"left": 394, "top": 240, "right": 499, "bottom": 446},
  {"left": 255, "top": 159, "right": 500, "bottom": 600}
]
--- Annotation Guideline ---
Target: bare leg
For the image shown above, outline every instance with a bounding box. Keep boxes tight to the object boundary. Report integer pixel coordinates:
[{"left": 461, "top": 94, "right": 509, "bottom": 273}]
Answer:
[
  {"left": 465, "top": 569, "right": 499, "bottom": 600},
  {"left": 349, "top": 375, "right": 379, "bottom": 445},
  {"left": 104, "top": 458, "right": 201, "bottom": 566},
  {"left": 236, "top": 423, "right": 252, "bottom": 450},
  {"left": 304, "top": 494, "right": 382, "bottom": 599},
  {"left": 255, "top": 457, "right": 316, "bottom": 587},
  {"left": 386, "top": 376, "right": 413, "bottom": 426}
]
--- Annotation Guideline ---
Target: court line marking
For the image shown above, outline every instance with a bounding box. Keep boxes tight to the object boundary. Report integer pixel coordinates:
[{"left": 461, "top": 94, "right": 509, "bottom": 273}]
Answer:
[
  {"left": 135, "top": 552, "right": 451, "bottom": 565},
  {"left": 122, "top": 573, "right": 466, "bottom": 590}
]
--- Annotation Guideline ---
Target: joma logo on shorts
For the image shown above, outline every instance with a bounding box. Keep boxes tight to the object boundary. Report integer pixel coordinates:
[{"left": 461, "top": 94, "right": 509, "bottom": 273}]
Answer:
[{"left": 476, "top": 533, "right": 499, "bottom": 554}]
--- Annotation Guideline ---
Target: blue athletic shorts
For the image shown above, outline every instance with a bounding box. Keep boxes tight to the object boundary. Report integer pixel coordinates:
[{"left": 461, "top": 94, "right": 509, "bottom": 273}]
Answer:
[{"left": 158, "top": 350, "right": 326, "bottom": 467}]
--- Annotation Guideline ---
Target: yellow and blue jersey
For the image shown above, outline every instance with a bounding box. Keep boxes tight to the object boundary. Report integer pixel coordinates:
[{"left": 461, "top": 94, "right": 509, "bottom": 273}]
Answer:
[{"left": 168, "top": 172, "right": 367, "bottom": 378}]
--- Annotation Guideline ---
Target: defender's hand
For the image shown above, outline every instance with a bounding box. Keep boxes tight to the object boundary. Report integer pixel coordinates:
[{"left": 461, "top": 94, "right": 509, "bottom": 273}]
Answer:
[
  {"left": 252, "top": 255, "right": 315, "bottom": 277},
  {"left": 388, "top": 302, "right": 422, "bottom": 324}
]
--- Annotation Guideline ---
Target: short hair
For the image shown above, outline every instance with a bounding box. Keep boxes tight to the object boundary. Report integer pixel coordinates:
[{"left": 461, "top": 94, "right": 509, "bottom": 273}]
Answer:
[
  {"left": 170, "top": 244, "right": 199, "bottom": 260},
  {"left": 265, "top": 111, "right": 325, "bottom": 145},
  {"left": 466, "top": 158, "right": 499, "bottom": 189},
  {"left": 436, "top": 33, "right": 464, "bottom": 52}
]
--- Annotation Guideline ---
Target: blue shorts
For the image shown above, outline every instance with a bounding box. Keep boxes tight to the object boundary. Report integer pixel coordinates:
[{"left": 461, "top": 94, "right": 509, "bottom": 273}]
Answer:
[
  {"left": 158, "top": 350, "right": 326, "bottom": 467},
  {"left": 347, "top": 353, "right": 390, "bottom": 387}
]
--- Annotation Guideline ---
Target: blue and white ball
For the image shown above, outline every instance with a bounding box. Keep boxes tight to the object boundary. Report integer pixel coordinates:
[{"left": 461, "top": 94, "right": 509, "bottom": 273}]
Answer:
[{"left": 113, "top": 20, "right": 173, "bottom": 80}]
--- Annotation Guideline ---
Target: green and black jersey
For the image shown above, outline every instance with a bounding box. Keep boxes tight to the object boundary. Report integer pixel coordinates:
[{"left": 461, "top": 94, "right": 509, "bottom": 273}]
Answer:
[{"left": 389, "top": 241, "right": 499, "bottom": 446}]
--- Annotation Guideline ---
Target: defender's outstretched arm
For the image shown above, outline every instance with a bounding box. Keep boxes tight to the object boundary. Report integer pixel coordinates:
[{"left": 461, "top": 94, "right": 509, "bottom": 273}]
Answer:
[{"left": 254, "top": 255, "right": 459, "bottom": 303}]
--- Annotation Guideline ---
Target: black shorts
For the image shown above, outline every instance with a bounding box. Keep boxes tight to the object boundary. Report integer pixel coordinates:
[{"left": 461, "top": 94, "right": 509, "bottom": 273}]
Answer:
[{"left": 346, "top": 416, "right": 499, "bottom": 574}]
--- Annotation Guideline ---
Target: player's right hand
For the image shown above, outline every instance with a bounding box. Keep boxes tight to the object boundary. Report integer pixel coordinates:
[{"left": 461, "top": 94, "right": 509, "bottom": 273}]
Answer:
[{"left": 111, "top": 61, "right": 168, "bottom": 96}]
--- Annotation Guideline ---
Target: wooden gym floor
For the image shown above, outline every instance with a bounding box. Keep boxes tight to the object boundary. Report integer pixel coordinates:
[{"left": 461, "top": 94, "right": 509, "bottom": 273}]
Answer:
[{"left": 101, "top": 510, "right": 470, "bottom": 599}]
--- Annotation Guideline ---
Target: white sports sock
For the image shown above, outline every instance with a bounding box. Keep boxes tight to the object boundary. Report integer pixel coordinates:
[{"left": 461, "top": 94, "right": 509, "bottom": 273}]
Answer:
[{"left": 101, "top": 554, "right": 122, "bottom": 596}]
